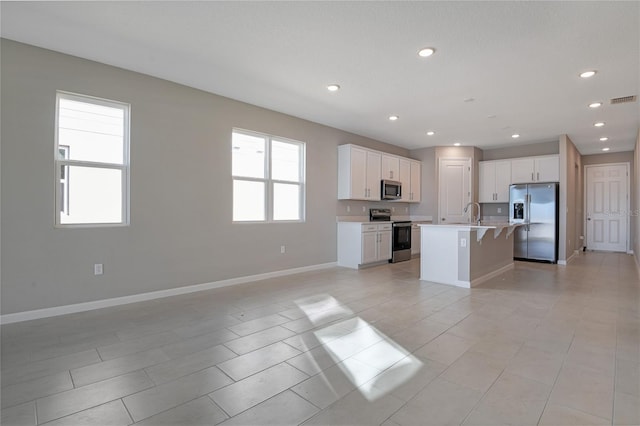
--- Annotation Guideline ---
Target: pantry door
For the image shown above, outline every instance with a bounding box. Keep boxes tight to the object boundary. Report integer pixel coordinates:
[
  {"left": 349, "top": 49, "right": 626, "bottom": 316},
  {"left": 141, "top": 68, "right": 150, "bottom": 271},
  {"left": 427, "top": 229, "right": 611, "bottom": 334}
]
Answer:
[
  {"left": 585, "top": 163, "right": 629, "bottom": 252},
  {"left": 438, "top": 158, "right": 471, "bottom": 224}
]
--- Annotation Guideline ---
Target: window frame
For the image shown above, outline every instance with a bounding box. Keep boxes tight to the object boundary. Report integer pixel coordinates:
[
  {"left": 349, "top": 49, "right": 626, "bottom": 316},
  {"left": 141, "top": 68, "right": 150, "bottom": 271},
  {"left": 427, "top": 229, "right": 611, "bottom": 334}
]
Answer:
[
  {"left": 232, "top": 129, "right": 306, "bottom": 223},
  {"left": 54, "top": 91, "right": 131, "bottom": 228}
]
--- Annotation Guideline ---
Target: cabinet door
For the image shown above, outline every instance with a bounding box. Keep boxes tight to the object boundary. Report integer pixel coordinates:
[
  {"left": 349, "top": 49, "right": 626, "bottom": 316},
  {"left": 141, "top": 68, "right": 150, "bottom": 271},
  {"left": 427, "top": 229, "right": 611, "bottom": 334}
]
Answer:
[
  {"left": 511, "top": 158, "right": 535, "bottom": 184},
  {"left": 399, "top": 159, "right": 411, "bottom": 202},
  {"left": 381, "top": 155, "right": 400, "bottom": 180},
  {"left": 494, "top": 161, "right": 512, "bottom": 202},
  {"left": 409, "top": 160, "right": 421, "bottom": 202},
  {"left": 377, "top": 230, "right": 392, "bottom": 261},
  {"left": 535, "top": 156, "right": 559, "bottom": 182},
  {"left": 478, "top": 162, "right": 496, "bottom": 203},
  {"left": 366, "top": 150, "right": 381, "bottom": 200},
  {"left": 348, "top": 147, "right": 368, "bottom": 199},
  {"left": 361, "top": 232, "right": 378, "bottom": 264}
]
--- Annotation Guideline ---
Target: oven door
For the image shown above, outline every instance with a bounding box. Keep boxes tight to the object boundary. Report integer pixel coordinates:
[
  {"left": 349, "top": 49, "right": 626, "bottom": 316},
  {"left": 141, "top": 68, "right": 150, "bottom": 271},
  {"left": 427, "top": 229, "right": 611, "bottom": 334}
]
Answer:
[{"left": 392, "top": 223, "right": 412, "bottom": 251}]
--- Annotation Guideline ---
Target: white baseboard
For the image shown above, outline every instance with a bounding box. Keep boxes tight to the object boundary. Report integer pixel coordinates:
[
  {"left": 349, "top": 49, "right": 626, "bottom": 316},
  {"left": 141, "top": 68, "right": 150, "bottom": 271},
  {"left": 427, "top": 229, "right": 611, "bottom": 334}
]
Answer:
[
  {"left": 1, "top": 262, "right": 337, "bottom": 325},
  {"left": 558, "top": 250, "right": 577, "bottom": 266}
]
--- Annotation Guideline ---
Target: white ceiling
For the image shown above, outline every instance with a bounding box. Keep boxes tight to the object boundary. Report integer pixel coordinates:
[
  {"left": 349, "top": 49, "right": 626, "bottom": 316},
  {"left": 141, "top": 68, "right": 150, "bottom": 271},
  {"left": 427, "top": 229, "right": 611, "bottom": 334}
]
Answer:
[{"left": 2, "top": 1, "right": 638, "bottom": 155}]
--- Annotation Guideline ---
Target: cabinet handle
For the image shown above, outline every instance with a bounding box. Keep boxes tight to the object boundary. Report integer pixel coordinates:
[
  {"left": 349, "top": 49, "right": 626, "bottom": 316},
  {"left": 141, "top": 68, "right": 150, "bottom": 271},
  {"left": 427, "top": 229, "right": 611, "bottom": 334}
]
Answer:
[
  {"left": 531, "top": 172, "right": 534, "bottom": 181},
  {"left": 537, "top": 172, "right": 539, "bottom": 181},
  {"left": 390, "top": 171, "right": 393, "bottom": 179}
]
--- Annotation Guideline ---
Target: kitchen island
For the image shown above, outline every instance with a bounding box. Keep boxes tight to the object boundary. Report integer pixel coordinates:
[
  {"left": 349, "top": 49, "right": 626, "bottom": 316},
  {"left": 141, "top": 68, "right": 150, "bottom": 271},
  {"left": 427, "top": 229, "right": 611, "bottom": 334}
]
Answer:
[{"left": 418, "top": 223, "right": 521, "bottom": 288}]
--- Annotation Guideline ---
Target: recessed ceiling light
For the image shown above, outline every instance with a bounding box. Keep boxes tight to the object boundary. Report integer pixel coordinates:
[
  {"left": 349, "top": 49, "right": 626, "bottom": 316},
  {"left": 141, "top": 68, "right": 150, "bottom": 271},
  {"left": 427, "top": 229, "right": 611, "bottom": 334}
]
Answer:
[
  {"left": 427, "top": 131, "right": 435, "bottom": 136},
  {"left": 600, "top": 137, "right": 608, "bottom": 141},
  {"left": 594, "top": 122, "right": 605, "bottom": 127},
  {"left": 463, "top": 97, "right": 475, "bottom": 103},
  {"left": 602, "top": 147, "right": 610, "bottom": 152},
  {"left": 580, "top": 70, "right": 597, "bottom": 78},
  {"left": 453, "top": 142, "right": 461, "bottom": 146},
  {"left": 388, "top": 115, "right": 399, "bottom": 121},
  {"left": 589, "top": 102, "right": 602, "bottom": 108},
  {"left": 327, "top": 84, "right": 340, "bottom": 92},
  {"left": 418, "top": 47, "right": 436, "bottom": 57},
  {"left": 512, "top": 134, "right": 520, "bottom": 139}
]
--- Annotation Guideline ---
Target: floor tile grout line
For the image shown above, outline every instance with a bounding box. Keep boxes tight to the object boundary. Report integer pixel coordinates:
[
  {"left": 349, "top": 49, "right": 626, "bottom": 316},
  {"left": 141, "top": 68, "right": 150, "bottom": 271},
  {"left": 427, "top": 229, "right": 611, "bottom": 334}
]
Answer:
[
  {"left": 534, "top": 330, "right": 576, "bottom": 426},
  {"left": 206, "top": 393, "right": 233, "bottom": 421},
  {"left": 459, "top": 368, "right": 509, "bottom": 426},
  {"left": 119, "top": 397, "right": 135, "bottom": 425}
]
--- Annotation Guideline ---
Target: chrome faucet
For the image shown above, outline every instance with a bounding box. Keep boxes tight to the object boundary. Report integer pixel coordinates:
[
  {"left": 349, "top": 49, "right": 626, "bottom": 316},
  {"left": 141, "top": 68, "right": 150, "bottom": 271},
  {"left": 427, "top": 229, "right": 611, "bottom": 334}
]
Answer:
[{"left": 464, "top": 202, "right": 481, "bottom": 225}]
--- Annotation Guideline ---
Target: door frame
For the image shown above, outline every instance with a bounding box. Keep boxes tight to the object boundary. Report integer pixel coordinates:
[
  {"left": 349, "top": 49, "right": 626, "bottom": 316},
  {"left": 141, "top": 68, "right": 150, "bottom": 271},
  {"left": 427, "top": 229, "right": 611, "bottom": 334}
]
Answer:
[{"left": 583, "top": 162, "right": 631, "bottom": 253}]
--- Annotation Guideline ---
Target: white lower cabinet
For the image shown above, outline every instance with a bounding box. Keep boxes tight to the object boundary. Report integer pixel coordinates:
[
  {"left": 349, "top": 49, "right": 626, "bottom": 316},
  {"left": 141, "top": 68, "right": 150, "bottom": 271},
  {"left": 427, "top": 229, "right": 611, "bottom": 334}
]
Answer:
[{"left": 338, "top": 222, "right": 392, "bottom": 269}]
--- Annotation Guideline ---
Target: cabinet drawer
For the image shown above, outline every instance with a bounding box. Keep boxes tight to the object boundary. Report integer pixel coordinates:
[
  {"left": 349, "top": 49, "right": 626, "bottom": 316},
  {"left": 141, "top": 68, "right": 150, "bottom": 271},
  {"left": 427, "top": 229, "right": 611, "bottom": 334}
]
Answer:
[
  {"left": 361, "top": 224, "right": 378, "bottom": 232},
  {"left": 378, "top": 224, "right": 392, "bottom": 231}
]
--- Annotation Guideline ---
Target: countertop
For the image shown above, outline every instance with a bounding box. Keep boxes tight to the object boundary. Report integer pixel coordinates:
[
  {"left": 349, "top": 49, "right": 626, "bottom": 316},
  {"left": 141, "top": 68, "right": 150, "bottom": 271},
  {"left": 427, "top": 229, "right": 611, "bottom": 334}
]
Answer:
[{"left": 419, "top": 222, "right": 523, "bottom": 241}]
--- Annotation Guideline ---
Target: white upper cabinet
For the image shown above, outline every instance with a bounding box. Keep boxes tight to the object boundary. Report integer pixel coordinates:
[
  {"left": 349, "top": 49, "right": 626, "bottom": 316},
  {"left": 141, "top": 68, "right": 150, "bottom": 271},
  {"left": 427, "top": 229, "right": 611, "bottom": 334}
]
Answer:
[
  {"left": 338, "top": 144, "right": 381, "bottom": 200},
  {"left": 511, "top": 155, "right": 559, "bottom": 183},
  {"left": 381, "top": 154, "right": 400, "bottom": 181},
  {"left": 399, "top": 158, "right": 422, "bottom": 203},
  {"left": 338, "top": 144, "right": 421, "bottom": 202},
  {"left": 479, "top": 160, "right": 511, "bottom": 202},
  {"left": 365, "top": 150, "right": 382, "bottom": 200},
  {"left": 535, "top": 155, "right": 560, "bottom": 182}
]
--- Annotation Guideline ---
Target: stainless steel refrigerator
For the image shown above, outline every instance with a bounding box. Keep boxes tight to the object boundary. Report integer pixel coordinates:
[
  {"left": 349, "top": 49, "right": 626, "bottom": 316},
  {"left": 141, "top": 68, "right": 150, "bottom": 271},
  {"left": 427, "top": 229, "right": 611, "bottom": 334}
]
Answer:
[{"left": 509, "top": 182, "right": 559, "bottom": 263}]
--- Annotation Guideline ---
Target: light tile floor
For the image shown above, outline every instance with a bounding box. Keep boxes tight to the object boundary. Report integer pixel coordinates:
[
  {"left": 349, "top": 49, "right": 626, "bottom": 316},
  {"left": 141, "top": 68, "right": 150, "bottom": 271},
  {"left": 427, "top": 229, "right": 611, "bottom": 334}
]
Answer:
[{"left": 2, "top": 252, "right": 639, "bottom": 425}]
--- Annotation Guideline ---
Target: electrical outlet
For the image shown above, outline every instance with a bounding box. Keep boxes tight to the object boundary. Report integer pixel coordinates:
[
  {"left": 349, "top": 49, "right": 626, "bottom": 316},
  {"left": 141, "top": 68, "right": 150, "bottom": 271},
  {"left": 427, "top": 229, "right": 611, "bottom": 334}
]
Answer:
[
  {"left": 346, "top": 205, "right": 351, "bottom": 213},
  {"left": 94, "top": 263, "right": 103, "bottom": 275},
  {"left": 280, "top": 245, "right": 286, "bottom": 254},
  {"left": 405, "top": 207, "right": 408, "bottom": 213},
  {"left": 460, "top": 238, "right": 467, "bottom": 248},
  {"left": 392, "top": 207, "right": 395, "bottom": 212},
  {"left": 362, "top": 206, "right": 366, "bottom": 212},
  {"left": 497, "top": 207, "right": 502, "bottom": 213}
]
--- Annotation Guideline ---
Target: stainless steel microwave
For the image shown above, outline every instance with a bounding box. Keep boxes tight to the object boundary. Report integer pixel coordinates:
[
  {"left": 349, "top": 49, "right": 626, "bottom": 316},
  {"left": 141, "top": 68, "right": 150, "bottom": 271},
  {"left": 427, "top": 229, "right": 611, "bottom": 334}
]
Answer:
[{"left": 381, "top": 180, "right": 402, "bottom": 200}]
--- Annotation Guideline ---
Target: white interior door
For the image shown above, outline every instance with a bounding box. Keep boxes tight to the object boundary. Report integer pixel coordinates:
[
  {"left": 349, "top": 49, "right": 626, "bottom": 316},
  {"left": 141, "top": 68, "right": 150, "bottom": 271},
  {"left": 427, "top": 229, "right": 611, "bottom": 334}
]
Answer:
[
  {"left": 586, "top": 164, "right": 628, "bottom": 252},
  {"left": 438, "top": 158, "right": 471, "bottom": 223}
]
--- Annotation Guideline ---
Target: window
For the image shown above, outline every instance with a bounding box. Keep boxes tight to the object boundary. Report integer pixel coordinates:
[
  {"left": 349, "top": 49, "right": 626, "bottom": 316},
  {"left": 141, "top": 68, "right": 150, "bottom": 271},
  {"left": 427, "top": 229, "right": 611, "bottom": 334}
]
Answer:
[
  {"left": 232, "top": 130, "right": 305, "bottom": 222},
  {"left": 55, "top": 92, "right": 130, "bottom": 226}
]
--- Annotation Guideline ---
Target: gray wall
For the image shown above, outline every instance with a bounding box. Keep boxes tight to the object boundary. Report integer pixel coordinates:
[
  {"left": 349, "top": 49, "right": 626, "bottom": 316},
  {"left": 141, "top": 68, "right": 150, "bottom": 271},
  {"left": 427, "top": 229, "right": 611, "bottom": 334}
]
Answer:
[
  {"left": 482, "top": 141, "right": 559, "bottom": 161},
  {"left": 582, "top": 151, "right": 634, "bottom": 167},
  {"left": 559, "top": 134, "right": 583, "bottom": 261},
  {"left": 635, "top": 131, "right": 640, "bottom": 268},
  {"left": 0, "top": 39, "right": 406, "bottom": 314}
]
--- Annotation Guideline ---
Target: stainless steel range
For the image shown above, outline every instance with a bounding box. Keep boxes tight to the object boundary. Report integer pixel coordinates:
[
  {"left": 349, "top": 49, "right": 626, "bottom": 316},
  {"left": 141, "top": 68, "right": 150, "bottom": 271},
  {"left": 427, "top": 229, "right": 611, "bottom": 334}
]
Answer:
[{"left": 369, "top": 208, "right": 412, "bottom": 263}]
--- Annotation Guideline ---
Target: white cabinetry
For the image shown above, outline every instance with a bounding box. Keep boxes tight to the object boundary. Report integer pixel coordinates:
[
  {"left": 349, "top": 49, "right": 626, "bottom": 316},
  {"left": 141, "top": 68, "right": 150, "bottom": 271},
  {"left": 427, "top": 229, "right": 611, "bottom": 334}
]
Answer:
[
  {"left": 511, "top": 155, "right": 559, "bottom": 184},
  {"left": 337, "top": 222, "right": 392, "bottom": 269},
  {"left": 338, "top": 145, "right": 381, "bottom": 200},
  {"left": 479, "top": 160, "right": 511, "bottom": 203},
  {"left": 381, "top": 154, "right": 400, "bottom": 181},
  {"left": 338, "top": 144, "right": 421, "bottom": 203},
  {"left": 399, "top": 159, "right": 422, "bottom": 202}
]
